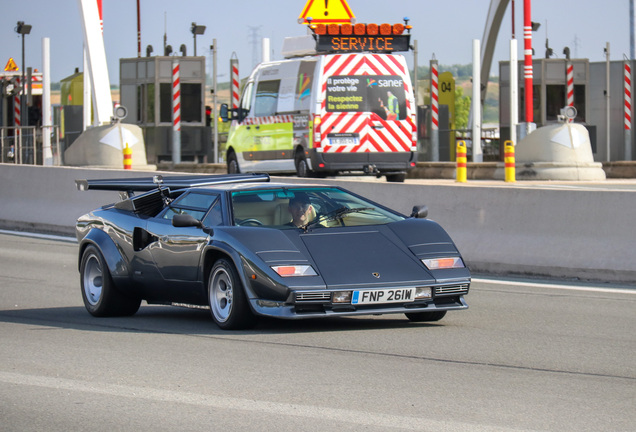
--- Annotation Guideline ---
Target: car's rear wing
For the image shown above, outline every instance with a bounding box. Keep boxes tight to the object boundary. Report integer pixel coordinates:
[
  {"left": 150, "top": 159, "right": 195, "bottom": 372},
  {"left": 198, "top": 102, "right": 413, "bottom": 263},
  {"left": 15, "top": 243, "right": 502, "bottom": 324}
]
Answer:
[{"left": 76, "top": 173, "right": 270, "bottom": 194}]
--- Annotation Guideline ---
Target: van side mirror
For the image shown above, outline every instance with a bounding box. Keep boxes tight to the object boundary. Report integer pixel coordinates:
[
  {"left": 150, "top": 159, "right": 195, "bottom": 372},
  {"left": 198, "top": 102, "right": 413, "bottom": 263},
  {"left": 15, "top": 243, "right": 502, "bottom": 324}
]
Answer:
[
  {"left": 410, "top": 205, "right": 428, "bottom": 219},
  {"left": 220, "top": 103, "right": 229, "bottom": 122}
]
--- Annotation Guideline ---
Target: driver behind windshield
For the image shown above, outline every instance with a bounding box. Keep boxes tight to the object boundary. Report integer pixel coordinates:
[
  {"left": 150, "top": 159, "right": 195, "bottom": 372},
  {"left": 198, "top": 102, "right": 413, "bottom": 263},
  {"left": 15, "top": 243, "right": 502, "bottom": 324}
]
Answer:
[{"left": 287, "top": 193, "right": 315, "bottom": 228}]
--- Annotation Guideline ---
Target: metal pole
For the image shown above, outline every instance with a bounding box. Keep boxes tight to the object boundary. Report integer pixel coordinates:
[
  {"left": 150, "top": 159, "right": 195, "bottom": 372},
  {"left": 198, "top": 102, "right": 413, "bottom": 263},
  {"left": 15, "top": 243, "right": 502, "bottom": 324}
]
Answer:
[
  {"left": 172, "top": 59, "right": 181, "bottom": 164},
  {"left": 625, "top": 59, "right": 632, "bottom": 160},
  {"left": 430, "top": 57, "right": 439, "bottom": 161},
  {"left": 213, "top": 38, "right": 218, "bottom": 163},
  {"left": 137, "top": 0, "right": 141, "bottom": 58},
  {"left": 413, "top": 40, "right": 418, "bottom": 105},
  {"left": 605, "top": 42, "right": 611, "bottom": 162},
  {"left": 42, "top": 37, "right": 53, "bottom": 165},
  {"left": 523, "top": 0, "right": 533, "bottom": 135},
  {"left": 472, "top": 39, "right": 483, "bottom": 162},
  {"left": 21, "top": 32, "right": 26, "bottom": 128},
  {"left": 510, "top": 39, "right": 518, "bottom": 146}
]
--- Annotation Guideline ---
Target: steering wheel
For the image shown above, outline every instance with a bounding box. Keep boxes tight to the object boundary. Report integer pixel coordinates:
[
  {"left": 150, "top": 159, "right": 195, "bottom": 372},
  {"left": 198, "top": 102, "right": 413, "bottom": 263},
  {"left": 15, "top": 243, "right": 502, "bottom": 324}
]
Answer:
[{"left": 238, "top": 218, "right": 263, "bottom": 226}]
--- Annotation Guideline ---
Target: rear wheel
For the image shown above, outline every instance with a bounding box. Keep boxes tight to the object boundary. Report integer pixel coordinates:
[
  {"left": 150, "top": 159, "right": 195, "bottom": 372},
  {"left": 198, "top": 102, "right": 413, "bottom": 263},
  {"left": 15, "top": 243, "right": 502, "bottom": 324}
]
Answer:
[
  {"left": 405, "top": 311, "right": 447, "bottom": 322},
  {"left": 80, "top": 245, "right": 141, "bottom": 317},
  {"left": 227, "top": 152, "right": 240, "bottom": 174},
  {"left": 208, "top": 259, "right": 256, "bottom": 330},
  {"left": 386, "top": 173, "right": 406, "bottom": 183},
  {"left": 295, "top": 152, "right": 310, "bottom": 177}
]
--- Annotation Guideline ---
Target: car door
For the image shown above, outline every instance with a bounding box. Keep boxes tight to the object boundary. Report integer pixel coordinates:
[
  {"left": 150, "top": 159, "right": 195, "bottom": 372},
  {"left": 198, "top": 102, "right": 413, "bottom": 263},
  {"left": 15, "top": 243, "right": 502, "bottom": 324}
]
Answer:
[{"left": 146, "top": 191, "right": 220, "bottom": 282}]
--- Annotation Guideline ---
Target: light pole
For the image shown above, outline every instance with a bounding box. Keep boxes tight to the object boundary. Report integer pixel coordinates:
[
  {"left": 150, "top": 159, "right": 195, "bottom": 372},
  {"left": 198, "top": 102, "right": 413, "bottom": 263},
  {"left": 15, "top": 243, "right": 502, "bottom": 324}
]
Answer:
[
  {"left": 15, "top": 21, "right": 31, "bottom": 127},
  {"left": 191, "top": 23, "right": 206, "bottom": 56}
]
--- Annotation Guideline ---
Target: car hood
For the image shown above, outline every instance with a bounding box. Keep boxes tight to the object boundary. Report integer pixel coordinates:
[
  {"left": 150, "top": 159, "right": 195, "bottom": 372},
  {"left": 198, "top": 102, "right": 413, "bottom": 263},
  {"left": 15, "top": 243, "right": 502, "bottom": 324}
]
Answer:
[{"left": 300, "top": 225, "right": 435, "bottom": 289}]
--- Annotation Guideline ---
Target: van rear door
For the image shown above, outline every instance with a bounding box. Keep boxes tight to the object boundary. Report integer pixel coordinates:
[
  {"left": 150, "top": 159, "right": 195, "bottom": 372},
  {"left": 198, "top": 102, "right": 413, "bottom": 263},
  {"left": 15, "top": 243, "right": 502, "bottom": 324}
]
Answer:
[{"left": 316, "top": 53, "right": 416, "bottom": 169}]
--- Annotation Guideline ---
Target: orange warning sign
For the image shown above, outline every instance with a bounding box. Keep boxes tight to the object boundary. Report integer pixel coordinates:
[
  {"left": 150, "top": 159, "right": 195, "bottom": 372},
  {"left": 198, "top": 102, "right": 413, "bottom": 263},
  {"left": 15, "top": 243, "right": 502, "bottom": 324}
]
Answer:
[
  {"left": 299, "top": 0, "right": 355, "bottom": 24},
  {"left": 4, "top": 57, "right": 18, "bottom": 72}
]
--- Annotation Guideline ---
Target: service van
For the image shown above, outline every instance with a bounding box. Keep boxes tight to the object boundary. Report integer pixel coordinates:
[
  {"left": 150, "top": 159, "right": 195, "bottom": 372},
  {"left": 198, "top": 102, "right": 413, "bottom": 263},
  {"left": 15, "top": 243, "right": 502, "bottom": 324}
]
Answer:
[{"left": 223, "top": 29, "right": 417, "bottom": 182}]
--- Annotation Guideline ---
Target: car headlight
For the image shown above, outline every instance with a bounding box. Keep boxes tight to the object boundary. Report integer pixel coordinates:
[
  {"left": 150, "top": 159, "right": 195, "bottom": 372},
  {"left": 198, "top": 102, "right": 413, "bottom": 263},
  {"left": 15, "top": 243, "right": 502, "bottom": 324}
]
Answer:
[
  {"left": 271, "top": 265, "right": 317, "bottom": 277},
  {"left": 421, "top": 257, "right": 465, "bottom": 270}
]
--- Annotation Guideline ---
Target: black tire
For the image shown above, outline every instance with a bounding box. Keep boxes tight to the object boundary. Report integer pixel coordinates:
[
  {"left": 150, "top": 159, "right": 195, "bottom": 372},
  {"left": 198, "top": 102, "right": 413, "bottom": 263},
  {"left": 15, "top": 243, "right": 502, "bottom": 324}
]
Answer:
[
  {"left": 405, "top": 310, "right": 447, "bottom": 322},
  {"left": 386, "top": 173, "right": 406, "bottom": 183},
  {"left": 80, "top": 245, "right": 141, "bottom": 317},
  {"left": 227, "top": 152, "right": 240, "bottom": 174},
  {"left": 295, "top": 152, "right": 310, "bottom": 177},
  {"left": 208, "top": 259, "right": 256, "bottom": 330}
]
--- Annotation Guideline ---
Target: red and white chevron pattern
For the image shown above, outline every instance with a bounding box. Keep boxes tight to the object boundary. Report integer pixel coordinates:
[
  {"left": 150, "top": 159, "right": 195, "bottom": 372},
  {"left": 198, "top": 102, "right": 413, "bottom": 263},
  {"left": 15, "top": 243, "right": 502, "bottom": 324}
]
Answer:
[
  {"left": 317, "top": 54, "right": 415, "bottom": 153},
  {"left": 242, "top": 115, "right": 294, "bottom": 125}
]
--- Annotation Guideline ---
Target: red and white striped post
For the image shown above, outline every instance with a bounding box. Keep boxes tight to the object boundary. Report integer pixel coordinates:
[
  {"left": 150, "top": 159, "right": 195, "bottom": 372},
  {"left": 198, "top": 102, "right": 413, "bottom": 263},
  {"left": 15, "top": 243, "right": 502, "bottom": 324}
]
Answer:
[
  {"left": 172, "top": 60, "right": 181, "bottom": 164},
  {"left": 523, "top": 0, "right": 533, "bottom": 134},
  {"left": 430, "top": 58, "right": 439, "bottom": 161},
  {"left": 625, "top": 60, "right": 633, "bottom": 160},
  {"left": 230, "top": 57, "right": 240, "bottom": 114},
  {"left": 14, "top": 77, "right": 20, "bottom": 129},
  {"left": 566, "top": 62, "right": 574, "bottom": 123}
]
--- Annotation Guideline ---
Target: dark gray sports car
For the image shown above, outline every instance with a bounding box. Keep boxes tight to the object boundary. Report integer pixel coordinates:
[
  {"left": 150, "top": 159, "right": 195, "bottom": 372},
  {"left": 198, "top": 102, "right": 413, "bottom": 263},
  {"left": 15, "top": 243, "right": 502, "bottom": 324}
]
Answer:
[{"left": 75, "top": 174, "right": 470, "bottom": 329}]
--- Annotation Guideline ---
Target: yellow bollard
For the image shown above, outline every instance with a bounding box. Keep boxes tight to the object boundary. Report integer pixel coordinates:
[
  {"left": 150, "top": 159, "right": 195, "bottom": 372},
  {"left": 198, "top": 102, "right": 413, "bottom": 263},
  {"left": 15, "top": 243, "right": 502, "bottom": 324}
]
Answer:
[
  {"left": 456, "top": 140, "right": 467, "bottom": 183},
  {"left": 504, "top": 140, "right": 515, "bottom": 183},
  {"left": 123, "top": 143, "right": 132, "bottom": 170}
]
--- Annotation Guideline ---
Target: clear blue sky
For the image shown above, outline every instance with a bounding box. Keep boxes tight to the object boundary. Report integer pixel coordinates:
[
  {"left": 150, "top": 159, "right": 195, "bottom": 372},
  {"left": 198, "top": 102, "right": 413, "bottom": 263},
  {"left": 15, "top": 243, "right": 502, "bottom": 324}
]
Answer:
[{"left": 0, "top": 0, "right": 630, "bottom": 84}]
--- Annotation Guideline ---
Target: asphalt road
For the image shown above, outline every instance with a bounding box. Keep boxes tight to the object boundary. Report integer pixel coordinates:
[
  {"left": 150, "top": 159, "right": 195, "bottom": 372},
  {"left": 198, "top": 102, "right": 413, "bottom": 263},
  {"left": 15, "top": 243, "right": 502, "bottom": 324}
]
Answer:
[{"left": 0, "top": 233, "right": 634, "bottom": 431}]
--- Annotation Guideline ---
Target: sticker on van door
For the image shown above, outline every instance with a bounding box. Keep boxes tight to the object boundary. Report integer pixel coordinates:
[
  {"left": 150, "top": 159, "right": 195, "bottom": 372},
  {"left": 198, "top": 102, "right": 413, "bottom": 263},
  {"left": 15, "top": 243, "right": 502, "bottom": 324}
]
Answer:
[{"left": 326, "top": 75, "right": 406, "bottom": 121}]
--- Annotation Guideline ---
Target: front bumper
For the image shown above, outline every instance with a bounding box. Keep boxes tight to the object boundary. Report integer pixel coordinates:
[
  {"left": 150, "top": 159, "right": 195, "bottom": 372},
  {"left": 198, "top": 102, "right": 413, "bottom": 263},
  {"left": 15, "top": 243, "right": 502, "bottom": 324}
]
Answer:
[{"left": 249, "top": 284, "right": 469, "bottom": 319}]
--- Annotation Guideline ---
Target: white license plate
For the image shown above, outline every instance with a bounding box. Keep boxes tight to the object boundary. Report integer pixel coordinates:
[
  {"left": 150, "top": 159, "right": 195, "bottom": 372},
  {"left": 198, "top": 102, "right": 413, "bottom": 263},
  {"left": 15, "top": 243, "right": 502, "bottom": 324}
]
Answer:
[
  {"left": 329, "top": 137, "right": 359, "bottom": 146},
  {"left": 351, "top": 288, "right": 416, "bottom": 305}
]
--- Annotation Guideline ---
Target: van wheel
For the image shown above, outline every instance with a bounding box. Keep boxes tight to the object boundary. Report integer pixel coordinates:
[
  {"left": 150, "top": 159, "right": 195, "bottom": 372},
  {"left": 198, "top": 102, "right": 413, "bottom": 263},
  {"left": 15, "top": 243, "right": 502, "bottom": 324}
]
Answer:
[
  {"left": 295, "top": 153, "right": 310, "bottom": 177},
  {"left": 386, "top": 173, "right": 406, "bottom": 183},
  {"left": 227, "top": 153, "right": 240, "bottom": 174}
]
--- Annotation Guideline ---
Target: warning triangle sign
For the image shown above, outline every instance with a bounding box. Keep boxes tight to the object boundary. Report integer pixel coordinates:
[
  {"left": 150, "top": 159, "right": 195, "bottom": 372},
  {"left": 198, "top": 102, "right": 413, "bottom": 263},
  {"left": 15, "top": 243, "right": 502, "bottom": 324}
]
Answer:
[
  {"left": 4, "top": 57, "right": 18, "bottom": 72},
  {"left": 299, "top": 0, "right": 355, "bottom": 24}
]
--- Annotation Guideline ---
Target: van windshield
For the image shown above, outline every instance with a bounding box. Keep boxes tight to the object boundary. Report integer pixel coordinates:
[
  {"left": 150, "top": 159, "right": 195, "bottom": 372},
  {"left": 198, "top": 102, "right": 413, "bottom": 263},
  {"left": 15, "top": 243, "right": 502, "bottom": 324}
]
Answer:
[{"left": 325, "top": 75, "right": 407, "bottom": 120}]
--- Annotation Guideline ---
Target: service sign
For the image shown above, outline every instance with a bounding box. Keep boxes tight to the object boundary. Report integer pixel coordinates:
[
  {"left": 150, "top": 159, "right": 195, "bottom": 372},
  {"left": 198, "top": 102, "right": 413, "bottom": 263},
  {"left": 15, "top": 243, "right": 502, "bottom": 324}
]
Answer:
[{"left": 316, "top": 34, "right": 411, "bottom": 53}]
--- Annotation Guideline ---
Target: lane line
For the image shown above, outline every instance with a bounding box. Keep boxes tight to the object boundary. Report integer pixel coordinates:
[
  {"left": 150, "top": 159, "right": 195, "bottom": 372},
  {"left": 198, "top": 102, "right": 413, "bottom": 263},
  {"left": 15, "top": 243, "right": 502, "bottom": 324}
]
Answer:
[
  {"left": 0, "top": 371, "right": 517, "bottom": 431},
  {"left": 472, "top": 277, "right": 636, "bottom": 295},
  {"left": 0, "top": 229, "right": 76, "bottom": 243}
]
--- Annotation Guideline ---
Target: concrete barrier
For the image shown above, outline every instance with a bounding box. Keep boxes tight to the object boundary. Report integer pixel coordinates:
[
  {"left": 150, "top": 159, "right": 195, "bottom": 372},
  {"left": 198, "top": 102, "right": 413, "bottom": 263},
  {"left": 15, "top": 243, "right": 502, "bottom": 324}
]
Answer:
[{"left": 1, "top": 163, "right": 634, "bottom": 284}]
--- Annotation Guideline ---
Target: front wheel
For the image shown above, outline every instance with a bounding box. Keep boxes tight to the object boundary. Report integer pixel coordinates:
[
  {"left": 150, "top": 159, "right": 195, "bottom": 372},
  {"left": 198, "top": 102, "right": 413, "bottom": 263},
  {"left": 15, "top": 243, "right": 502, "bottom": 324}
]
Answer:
[
  {"left": 208, "top": 259, "right": 256, "bottom": 330},
  {"left": 405, "top": 310, "right": 447, "bottom": 322},
  {"left": 80, "top": 245, "right": 141, "bottom": 317}
]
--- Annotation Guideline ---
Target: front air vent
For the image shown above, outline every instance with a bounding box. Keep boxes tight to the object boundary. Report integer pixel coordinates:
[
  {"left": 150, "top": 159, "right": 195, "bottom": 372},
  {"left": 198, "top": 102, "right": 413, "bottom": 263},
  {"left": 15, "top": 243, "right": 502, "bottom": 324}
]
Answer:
[
  {"left": 295, "top": 292, "right": 331, "bottom": 302},
  {"left": 435, "top": 284, "right": 469, "bottom": 296}
]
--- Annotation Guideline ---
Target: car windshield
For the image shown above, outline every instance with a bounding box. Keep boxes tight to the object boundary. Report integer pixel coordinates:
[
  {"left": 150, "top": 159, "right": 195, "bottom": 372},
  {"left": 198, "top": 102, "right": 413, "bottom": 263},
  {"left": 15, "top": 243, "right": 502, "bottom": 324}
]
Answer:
[{"left": 231, "top": 187, "right": 404, "bottom": 229}]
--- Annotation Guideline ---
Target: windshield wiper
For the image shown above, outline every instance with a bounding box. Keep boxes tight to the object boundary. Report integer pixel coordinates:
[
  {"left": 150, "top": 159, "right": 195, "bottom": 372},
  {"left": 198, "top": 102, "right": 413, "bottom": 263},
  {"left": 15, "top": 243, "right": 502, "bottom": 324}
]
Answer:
[{"left": 301, "top": 206, "right": 375, "bottom": 232}]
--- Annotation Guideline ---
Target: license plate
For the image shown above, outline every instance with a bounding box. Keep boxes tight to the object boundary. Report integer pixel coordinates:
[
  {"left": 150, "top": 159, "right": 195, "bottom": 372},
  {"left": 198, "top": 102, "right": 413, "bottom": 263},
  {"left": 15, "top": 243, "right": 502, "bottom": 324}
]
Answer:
[
  {"left": 329, "top": 137, "right": 359, "bottom": 146},
  {"left": 351, "top": 288, "right": 416, "bottom": 305}
]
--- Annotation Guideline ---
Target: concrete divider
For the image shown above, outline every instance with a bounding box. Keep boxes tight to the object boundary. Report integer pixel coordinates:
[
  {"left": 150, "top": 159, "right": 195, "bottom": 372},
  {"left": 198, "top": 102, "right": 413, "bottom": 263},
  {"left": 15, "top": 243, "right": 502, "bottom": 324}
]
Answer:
[{"left": 1, "top": 163, "right": 634, "bottom": 284}]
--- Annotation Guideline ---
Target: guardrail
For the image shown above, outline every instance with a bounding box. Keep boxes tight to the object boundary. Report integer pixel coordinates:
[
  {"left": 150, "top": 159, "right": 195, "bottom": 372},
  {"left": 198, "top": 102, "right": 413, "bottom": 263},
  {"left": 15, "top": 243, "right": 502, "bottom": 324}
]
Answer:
[{"left": 0, "top": 163, "right": 634, "bottom": 284}]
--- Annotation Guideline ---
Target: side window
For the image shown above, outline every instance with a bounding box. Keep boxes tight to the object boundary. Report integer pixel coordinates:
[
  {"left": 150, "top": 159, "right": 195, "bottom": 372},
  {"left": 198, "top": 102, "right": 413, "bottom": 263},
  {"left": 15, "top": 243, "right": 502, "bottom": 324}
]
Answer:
[
  {"left": 202, "top": 199, "right": 223, "bottom": 226},
  {"left": 239, "top": 81, "right": 254, "bottom": 119},
  {"left": 162, "top": 192, "right": 218, "bottom": 222},
  {"left": 253, "top": 80, "right": 280, "bottom": 117}
]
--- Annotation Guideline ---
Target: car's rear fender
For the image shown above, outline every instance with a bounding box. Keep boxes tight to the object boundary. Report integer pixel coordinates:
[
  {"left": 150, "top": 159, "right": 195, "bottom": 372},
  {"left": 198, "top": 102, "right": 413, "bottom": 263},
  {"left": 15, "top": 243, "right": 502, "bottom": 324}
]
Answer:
[{"left": 78, "top": 228, "right": 129, "bottom": 280}]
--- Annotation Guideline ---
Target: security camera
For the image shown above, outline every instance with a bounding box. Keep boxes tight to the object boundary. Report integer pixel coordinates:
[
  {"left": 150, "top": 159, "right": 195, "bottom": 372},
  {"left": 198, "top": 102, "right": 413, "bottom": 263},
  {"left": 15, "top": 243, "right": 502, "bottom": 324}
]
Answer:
[{"left": 558, "top": 106, "right": 577, "bottom": 123}]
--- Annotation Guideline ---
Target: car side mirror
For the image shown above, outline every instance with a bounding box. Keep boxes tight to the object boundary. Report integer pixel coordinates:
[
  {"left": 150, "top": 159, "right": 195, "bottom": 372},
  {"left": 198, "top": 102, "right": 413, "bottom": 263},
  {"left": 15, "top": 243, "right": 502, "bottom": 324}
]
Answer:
[
  {"left": 172, "top": 214, "right": 213, "bottom": 235},
  {"left": 410, "top": 205, "right": 428, "bottom": 219}
]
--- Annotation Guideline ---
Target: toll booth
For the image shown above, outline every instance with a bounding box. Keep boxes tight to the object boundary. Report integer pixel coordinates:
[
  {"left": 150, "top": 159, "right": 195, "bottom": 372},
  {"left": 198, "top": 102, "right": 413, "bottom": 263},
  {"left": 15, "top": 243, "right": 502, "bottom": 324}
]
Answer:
[
  {"left": 500, "top": 58, "right": 636, "bottom": 162},
  {"left": 119, "top": 56, "right": 210, "bottom": 163}
]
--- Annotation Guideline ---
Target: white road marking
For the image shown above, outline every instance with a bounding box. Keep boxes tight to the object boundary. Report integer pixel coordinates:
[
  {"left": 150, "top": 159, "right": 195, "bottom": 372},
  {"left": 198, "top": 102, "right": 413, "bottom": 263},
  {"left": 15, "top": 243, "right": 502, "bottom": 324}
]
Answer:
[
  {"left": 0, "top": 371, "right": 516, "bottom": 432},
  {"left": 472, "top": 277, "right": 636, "bottom": 295}
]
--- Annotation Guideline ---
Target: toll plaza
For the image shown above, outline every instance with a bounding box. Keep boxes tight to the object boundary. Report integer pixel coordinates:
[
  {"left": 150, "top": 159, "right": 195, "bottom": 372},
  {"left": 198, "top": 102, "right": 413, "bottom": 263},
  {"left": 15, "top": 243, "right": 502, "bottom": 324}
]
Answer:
[{"left": 119, "top": 56, "right": 209, "bottom": 164}]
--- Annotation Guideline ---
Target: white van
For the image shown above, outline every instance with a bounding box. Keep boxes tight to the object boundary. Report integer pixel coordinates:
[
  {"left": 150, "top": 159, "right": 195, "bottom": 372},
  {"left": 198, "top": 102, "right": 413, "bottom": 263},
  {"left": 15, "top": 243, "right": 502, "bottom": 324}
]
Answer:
[{"left": 223, "top": 33, "right": 417, "bottom": 182}]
